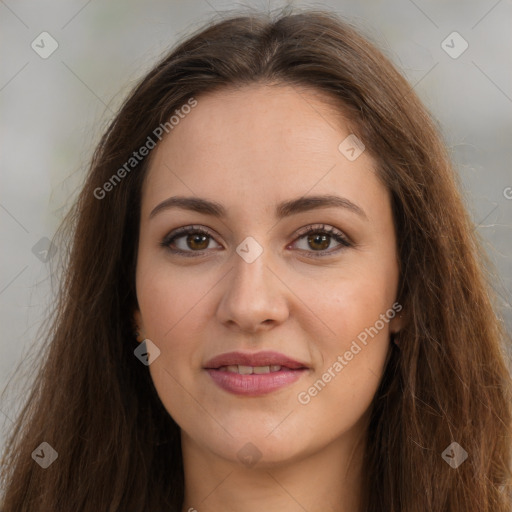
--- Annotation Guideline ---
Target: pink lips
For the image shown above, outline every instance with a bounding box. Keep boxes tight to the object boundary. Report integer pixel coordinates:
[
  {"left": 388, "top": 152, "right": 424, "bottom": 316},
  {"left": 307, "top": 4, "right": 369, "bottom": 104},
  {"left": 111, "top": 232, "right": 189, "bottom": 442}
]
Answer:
[{"left": 203, "top": 350, "right": 309, "bottom": 397}]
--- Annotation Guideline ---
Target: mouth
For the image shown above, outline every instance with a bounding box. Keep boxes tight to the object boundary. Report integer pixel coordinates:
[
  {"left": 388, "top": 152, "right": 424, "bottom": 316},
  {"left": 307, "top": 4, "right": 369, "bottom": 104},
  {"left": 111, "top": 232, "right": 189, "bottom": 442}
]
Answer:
[{"left": 203, "top": 351, "right": 310, "bottom": 396}]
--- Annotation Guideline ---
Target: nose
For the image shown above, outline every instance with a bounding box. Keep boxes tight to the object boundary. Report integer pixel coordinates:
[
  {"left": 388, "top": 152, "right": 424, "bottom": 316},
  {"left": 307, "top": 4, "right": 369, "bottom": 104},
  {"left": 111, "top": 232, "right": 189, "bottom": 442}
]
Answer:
[{"left": 215, "top": 244, "right": 290, "bottom": 333}]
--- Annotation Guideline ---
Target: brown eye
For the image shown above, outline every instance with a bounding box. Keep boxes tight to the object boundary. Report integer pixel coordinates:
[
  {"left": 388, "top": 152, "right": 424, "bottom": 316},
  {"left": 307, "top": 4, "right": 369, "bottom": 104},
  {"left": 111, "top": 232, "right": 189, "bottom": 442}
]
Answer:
[
  {"left": 292, "top": 224, "right": 352, "bottom": 257},
  {"left": 161, "top": 226, "right": 222, "bottom": 255}
]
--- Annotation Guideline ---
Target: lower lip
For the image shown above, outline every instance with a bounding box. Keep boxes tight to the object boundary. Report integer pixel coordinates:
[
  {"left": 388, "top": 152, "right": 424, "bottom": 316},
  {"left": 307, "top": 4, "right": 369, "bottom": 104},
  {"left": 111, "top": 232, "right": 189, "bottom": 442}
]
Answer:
[{"left": 205, "top": 368, "right": 308, "bottom": 396}]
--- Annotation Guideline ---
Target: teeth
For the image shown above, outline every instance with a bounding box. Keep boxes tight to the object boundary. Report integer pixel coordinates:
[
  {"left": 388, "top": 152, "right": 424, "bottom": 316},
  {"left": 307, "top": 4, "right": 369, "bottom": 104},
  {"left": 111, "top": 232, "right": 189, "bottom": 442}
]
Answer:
[
  {"left": 220, "top": 365, "right": 283, "bottom": 374},
  {"left": 238, "top": 365, "right": 253, "bottom": 375},
  {"left": 253, "top": 366, "right": 270, "bottom": 374}
]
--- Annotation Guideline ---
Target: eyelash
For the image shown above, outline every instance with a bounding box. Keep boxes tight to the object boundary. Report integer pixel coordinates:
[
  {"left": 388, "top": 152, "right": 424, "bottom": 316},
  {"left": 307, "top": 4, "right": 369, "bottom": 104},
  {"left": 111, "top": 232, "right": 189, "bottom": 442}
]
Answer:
[{"left": 160, "top": 224, "right": 352, "bottom": 258}]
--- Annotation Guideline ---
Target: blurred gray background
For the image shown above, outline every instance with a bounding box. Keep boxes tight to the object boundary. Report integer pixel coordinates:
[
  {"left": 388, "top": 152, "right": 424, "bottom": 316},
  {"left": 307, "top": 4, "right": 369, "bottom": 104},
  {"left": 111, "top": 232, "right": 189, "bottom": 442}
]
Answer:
[{"left": 1, "top": 0, "right": 511, "bottom": 447}]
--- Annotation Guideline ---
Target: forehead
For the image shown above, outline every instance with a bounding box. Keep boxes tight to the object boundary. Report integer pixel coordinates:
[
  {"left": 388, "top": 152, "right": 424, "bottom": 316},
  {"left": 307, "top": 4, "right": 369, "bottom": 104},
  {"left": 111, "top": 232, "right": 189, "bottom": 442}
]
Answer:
[{"left": 141, "top": 84, "right": 388, "bottom": 223}]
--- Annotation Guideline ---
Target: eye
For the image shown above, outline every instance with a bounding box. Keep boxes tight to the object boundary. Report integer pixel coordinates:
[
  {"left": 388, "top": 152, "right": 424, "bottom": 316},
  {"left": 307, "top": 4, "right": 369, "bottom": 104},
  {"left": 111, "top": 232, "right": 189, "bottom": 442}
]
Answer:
[
  {"left": 160, "top": 225, "right": 222, "bottom": 256},
  {"left": 290, "top": 224, "right": 352, "bottom": 257}
]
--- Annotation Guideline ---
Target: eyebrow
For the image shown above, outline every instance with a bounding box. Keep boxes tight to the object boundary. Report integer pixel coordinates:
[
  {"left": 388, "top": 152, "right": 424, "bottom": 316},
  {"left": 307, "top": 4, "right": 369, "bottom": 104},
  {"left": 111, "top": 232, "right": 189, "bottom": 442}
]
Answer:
[{"left": 149, "top": 194, "right": 368, "bottom": 221}]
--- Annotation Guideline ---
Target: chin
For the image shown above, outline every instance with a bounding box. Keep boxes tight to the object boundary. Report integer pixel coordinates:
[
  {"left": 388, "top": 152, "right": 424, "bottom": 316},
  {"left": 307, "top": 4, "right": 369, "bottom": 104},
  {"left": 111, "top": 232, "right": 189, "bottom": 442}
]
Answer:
[{"left": 195, "top": 426, "right": 311, "bottom": 469}]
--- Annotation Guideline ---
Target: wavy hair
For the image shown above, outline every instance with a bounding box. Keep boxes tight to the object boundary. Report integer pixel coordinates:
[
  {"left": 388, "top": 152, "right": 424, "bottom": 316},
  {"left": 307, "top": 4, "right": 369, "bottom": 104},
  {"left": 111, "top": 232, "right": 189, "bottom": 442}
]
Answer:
[{"left": 1, "top": 6, "right": 511, "bottom": 511}]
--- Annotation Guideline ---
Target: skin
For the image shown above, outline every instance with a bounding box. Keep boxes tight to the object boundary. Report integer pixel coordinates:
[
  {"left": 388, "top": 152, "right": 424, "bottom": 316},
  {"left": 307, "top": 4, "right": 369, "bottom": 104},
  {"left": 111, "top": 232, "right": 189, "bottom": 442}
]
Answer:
[{"left": 133, "top": 83, "right": 403, "bottom": 512}]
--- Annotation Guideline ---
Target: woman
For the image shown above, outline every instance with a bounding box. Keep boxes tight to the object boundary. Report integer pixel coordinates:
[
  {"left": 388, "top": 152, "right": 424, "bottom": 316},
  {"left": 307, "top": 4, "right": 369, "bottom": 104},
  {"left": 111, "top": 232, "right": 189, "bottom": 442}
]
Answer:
[{"left": 1, "top": 7, "right": 511, "bottom": 512}]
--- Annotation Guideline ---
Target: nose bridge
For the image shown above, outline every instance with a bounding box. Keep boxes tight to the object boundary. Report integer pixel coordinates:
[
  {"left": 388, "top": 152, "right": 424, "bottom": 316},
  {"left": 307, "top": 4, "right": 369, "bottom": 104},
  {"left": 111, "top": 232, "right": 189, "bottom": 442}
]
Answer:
[{"left": 216, "top": 236, "right": 289, "bottom": 330}]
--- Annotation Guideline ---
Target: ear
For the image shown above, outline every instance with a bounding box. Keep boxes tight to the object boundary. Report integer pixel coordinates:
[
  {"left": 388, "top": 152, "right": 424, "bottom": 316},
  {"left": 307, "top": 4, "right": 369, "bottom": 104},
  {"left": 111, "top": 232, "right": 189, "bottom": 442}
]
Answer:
[
  {"left": 132, "top": 309, "right": 145, "bottom": 343},
  {"left": 389, "top": 308, "right": 404, "bottom": 334}
]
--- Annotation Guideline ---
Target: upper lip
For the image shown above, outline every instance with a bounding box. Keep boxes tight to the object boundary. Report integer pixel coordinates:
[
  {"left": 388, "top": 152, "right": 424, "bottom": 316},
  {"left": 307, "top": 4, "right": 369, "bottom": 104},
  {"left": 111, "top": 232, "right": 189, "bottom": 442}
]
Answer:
[{"left": 203, "top": 351, "right": 309, "bottom": 370}]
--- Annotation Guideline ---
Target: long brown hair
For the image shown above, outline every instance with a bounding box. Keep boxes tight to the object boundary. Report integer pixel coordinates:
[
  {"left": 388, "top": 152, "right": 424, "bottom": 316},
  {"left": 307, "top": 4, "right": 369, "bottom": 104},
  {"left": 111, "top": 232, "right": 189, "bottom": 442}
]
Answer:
[{"left": 1, "top": 6, "right": 511, "bottom": 511}]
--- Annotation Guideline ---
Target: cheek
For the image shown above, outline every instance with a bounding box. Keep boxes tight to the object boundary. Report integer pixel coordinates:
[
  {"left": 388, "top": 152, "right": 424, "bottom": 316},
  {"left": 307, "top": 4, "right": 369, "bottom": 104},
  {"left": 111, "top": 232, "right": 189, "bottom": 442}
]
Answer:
[
  {"left": 138, "top": 279, "right": 207, "bottom": 380},
  {"left": 136, "top": 253, "right": 217, "bottom": 343},
  {"left": 139, "top": 288, "right": 208, "bottom": 429},
  {"left": 135, "top": 258, "right": 220, "bottom": 410},
  {"left": 296, "top": 259, "right": 398, "bottom": 349},
  {"left": 294, "top": 262, "right": 395, "bottom": 414},
  {"left": 296, "top": 295, "right": 393, "bottom": 436}
]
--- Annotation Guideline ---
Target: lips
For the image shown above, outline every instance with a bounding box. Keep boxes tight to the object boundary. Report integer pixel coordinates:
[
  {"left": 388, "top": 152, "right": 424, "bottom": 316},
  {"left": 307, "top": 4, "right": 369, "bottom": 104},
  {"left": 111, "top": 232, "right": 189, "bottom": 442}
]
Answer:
[{"left": 203, "top": 351, "right": 310, "bottom": 396}]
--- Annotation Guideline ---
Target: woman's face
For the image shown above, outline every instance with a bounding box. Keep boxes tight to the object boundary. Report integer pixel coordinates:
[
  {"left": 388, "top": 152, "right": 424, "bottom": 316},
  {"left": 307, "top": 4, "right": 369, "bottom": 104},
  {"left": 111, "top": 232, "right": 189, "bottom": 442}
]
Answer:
[{"left": 134, "top": 83, "right": 401, "bottom": 468}]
